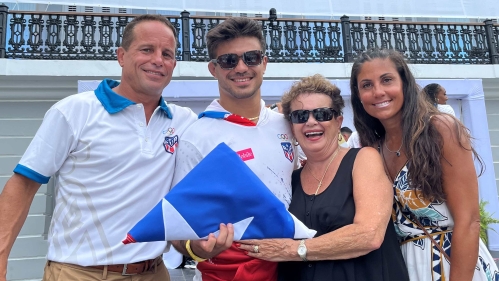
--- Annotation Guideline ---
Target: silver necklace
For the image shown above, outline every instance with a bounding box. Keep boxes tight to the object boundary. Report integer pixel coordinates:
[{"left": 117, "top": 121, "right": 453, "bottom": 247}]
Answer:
[
  {"left": 384, "top": 140, "right": 403, "bottom": 157},
  {"left": 307, "top": 146, "right": 340, "bottom": 195}
]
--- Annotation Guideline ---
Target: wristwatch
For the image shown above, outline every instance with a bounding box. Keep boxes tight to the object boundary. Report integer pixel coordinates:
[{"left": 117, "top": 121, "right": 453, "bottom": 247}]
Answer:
[{"left": 297, "top": 239, "right": 308, "bottom": 261}]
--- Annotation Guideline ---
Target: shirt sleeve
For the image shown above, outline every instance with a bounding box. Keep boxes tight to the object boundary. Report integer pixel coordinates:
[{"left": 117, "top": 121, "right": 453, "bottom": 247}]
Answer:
[
  {"left": 347, "top": 131, "right": 362, "bottom": 148},
  {"left": 14, "top": 108, "right": 76, "bottom": 184},
  {"left": 171, "top": 139, "right": 204, "bottom": 188},
  {"left": 438, "top": 104, "right": 456, "bottom": 117}
]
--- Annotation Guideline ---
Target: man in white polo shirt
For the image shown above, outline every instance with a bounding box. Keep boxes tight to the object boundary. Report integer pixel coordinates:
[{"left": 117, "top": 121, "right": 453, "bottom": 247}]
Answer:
[
  {"left": 171, "top": 17, "right": 297, "bottom": 281},
  {"left": 0, "top": 14, "right": 198, "bottom": 281}
]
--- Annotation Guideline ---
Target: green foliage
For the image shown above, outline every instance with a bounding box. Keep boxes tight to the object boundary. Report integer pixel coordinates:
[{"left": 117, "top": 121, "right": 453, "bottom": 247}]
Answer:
[{"left": 480, "top": 200, "right": 499, "bottom": 245}]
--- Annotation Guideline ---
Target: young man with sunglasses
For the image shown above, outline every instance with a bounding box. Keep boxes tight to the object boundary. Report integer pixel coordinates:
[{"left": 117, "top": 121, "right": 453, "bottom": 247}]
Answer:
[{"left": 171, "top": 17, "right": 297, "bottom": 281}]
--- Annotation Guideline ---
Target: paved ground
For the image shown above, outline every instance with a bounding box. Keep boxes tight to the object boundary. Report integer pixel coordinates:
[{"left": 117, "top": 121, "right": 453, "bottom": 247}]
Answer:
[{"left": 168, "top": 268, "right": 196, "bottom": 281}]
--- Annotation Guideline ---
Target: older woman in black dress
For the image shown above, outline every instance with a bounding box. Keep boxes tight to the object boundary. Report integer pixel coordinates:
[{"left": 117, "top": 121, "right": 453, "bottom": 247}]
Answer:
[{"left": 239, "top": 74, "right": 408, "bottom": 281}]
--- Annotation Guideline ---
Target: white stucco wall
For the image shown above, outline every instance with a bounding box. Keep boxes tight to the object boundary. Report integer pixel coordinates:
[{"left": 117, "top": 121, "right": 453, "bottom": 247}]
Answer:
[{"left": 1, "top": 59, "right": 499, "bottom": 80}]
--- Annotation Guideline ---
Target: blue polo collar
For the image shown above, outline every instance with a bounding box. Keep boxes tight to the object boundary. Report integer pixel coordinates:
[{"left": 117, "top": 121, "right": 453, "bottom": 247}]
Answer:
[{"left": 94, "top": 79, "right": 172, "bottom": 118}]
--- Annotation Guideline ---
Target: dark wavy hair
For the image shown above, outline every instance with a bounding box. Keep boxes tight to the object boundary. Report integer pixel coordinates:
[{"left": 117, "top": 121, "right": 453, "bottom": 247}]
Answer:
[
  {"left": 423, "top": 83, "right": 442, "bottom": 105},
  {"left": 350, "top": 49, "right": 482, "bottom": 201},
  {"left": 206, "top": 17, "right": 266, "bottom": 60}
]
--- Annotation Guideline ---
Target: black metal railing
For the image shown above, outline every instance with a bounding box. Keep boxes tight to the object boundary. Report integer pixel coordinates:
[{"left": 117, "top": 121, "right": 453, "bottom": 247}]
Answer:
[{"left": 0, "top": 5, "right": 498, "bottom": 64}]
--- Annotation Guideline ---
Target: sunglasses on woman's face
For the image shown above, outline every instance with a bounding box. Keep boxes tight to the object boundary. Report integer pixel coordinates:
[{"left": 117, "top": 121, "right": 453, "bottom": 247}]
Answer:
[
  {"left": 211, "top": 50, "right": 264, "bottom": 70},
  {"left": 289, "top": 108, "right": 338, "bottom": 124}
]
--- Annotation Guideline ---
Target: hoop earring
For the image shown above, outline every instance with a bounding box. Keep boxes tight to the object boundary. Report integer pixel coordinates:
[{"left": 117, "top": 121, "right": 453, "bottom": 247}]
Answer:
[
  {"left": 338, "top": 134, "right": 343, "bottom": 142},
  {"left": 292, "top": 137, "right": 299, "bottom": 146}
]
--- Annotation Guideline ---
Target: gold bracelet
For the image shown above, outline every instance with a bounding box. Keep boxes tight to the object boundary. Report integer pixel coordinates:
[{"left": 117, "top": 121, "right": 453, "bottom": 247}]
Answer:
[{"left": 186, "top": 240, "right": 207, "bottom": 262}]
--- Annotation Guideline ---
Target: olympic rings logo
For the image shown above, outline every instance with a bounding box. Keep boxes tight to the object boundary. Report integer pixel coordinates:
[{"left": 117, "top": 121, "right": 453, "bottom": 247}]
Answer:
[{"left": 277, "top": 134, "right": 288, "bottom": 139}]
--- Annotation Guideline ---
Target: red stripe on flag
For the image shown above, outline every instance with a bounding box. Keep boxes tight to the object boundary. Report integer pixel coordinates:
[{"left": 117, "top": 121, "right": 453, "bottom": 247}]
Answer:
[{"left": 197, "top": 243, "right": 277, "bottom": 281}]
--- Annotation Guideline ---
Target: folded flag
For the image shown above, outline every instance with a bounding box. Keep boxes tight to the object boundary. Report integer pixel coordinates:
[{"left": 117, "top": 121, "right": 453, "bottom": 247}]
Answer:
[{"left": 123, "top": 142, "right": 316, "bottom": 244}]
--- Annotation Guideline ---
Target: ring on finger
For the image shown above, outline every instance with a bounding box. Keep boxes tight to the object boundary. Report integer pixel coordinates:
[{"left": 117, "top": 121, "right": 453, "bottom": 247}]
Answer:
[{"left": 253, "top": 245, "right": 259, "bottom": 253}]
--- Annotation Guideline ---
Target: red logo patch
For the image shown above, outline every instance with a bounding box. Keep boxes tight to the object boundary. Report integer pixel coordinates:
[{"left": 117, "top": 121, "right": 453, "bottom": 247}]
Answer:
[{"left": 236, "top": 148, "right": 255, "bottom": 161}]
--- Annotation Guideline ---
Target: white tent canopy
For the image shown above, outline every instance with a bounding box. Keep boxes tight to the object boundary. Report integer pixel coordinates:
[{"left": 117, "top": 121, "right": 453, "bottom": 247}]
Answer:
[{"left": 13, "top": 0, "right": 499, "bottom": 18}]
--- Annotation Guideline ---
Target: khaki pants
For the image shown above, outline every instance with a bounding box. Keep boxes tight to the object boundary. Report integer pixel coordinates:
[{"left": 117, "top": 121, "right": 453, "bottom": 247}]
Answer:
[{"left": 42, "top": 260, "right": 170, "bottom": 281}]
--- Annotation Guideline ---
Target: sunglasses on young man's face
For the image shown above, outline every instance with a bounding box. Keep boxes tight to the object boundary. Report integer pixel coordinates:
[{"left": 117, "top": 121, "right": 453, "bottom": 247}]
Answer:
[
  {"left": 289, "top": 108, "right": 338, "bottom": 124},
  {"left": 211, "top": 50, "right": 264, "bottom": 70}
]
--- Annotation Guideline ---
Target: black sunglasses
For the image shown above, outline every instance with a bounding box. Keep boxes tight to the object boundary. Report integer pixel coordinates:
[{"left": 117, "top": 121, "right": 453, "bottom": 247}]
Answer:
[
  {"left": 211, "top": 50, "right": 264, "bottom": 70},
  {"left": 289, "top": 108, "right": 338, "bottom": 124}
]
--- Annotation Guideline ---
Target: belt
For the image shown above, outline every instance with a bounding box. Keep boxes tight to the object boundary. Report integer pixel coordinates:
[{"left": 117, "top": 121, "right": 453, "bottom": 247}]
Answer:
[{"left": 89, "top": 256, "right": 162, "bottom": 275}]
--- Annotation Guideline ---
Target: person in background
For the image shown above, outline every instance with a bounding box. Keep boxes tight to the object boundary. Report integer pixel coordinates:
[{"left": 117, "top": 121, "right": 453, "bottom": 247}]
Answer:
[
  {"left": 171, "top": 17, "right": 297, "bottom": 281},
  {"left": 423, "top": 83, "right": 456, "bottom": 116},
  {"left": 346, "top": 131, "right": 362, "bottom": 148},
  {"left": 340, "top": 126, "right": 353, "bottom": 141},
  {"left": 240, "top": 74, "right": 409, "bottom": 281},
  {"left": 338, "top": 126, "right": 352, "bottom": 148},
  {"left": 0, "top": 14, "right": 198, "bottom": 281},
  {"left": 350, "top": 48, "right": 498, "bottom": 281}
]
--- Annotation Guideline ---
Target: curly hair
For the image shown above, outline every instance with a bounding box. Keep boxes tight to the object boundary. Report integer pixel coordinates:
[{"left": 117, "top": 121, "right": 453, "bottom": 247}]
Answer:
[
  {"left": 206, "top": 17, "right": 266, "bottom": 60},
  {"left": 281, "top": 74, "right": 344, "bottom": 121},
  {"left": 350, "top": 49, "right": 482, "bottom": 201}
]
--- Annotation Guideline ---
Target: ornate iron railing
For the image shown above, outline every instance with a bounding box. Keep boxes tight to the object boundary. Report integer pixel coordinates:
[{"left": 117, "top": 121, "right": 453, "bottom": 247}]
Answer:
[
  {"left": 348, "top": 19, "right": 499, "bottom": 64},
  {"left": 0, "top": 5, "right": 498, "bottom": 64},
  {"left": 1, "top": 11, "right": 181, "bottom": 60}
]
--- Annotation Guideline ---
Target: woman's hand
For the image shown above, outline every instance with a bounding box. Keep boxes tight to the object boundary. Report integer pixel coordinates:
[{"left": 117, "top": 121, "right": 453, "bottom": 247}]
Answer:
[{"left": 237, "top": 239, "right": 300, "bottom": 262}]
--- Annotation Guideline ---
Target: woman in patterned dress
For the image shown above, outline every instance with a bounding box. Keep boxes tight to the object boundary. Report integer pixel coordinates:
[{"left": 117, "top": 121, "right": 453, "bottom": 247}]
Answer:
[{"left": 349, "top": 48, "right": 499, "bottom": 281}]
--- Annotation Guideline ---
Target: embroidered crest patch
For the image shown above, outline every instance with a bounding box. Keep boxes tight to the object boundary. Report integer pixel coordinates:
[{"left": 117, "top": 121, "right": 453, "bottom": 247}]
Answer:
[
  {"left": 163, "top": 135, "right": 179, "bottom": 154},
  {"left": 281, "top": 142, "right": 294, "bottom": 162}
]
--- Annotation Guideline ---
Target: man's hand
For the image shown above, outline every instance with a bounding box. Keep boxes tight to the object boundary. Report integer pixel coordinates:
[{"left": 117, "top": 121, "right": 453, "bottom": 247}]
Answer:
[{"left": 190, "top": 223, "right": 234, "bottom": 259}]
